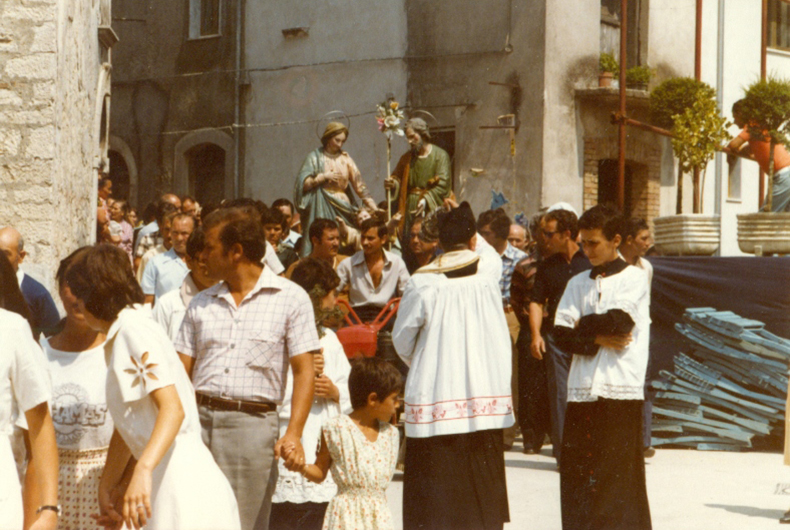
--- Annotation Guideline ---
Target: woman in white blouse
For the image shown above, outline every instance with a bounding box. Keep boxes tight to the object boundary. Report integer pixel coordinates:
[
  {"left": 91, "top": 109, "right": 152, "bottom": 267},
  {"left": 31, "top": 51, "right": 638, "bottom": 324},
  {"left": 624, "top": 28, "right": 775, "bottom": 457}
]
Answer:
[
  {"left": 65, "top": 244, "right": 240, "bottom": 530},
  {"left": 0, "top": 251, "right": 59, "bottom": 530}
]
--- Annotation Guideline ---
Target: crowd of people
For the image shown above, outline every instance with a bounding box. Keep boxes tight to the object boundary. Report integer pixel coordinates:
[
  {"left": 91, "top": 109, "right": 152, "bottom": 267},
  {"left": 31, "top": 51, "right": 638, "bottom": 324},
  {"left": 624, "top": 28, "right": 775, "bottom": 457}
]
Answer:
[{"left": 0, "top": 116, "right": 665, "bottom": 530}]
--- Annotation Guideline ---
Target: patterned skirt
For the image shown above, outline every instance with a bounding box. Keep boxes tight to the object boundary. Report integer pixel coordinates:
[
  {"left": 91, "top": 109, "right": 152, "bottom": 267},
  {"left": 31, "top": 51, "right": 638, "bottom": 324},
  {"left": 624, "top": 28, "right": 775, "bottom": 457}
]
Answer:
[{"left": 57, "top": 446, "right": 108, "bottom": 529}]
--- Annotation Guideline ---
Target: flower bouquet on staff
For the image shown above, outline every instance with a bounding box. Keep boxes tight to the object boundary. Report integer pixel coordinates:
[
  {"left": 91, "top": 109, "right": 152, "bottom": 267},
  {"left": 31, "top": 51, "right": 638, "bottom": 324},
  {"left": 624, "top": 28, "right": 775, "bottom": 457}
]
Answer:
[{"left": 376, "top": 99, "right": 405, "bottom": 222}]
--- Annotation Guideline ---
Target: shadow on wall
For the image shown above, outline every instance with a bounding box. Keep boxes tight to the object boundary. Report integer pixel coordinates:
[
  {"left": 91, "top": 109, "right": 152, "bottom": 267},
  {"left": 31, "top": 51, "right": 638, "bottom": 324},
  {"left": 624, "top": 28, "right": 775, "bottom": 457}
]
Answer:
[
  {"left": 704, "top": 504, "right": 785, "bottom": 521},
  {"left": 562, "top": 54, "right": 599, "bottom": 94}
]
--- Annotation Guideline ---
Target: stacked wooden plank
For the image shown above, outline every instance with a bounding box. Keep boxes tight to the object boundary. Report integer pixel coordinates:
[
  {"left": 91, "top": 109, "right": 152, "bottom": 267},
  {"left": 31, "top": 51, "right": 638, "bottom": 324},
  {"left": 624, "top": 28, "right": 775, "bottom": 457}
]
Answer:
[{"left": 651, "top": 308, "right": 790, "bottom": 451}]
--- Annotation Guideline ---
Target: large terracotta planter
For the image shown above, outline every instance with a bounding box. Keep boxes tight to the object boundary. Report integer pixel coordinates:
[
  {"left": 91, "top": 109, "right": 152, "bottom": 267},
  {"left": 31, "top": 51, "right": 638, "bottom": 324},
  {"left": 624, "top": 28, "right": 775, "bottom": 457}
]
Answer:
[
  {"left": 653, "top": 214, "right": 720, "bottom": 256},
  {"left": 737, "top": 212, "right": 790, "bottom": 255}
]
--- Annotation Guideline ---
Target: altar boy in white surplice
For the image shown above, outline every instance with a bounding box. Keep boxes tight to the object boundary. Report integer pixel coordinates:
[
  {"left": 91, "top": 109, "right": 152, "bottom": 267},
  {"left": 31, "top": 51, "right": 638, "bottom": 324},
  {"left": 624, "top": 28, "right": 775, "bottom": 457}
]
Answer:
[{"left": 393, "top": 201, "right": 513, "bottom": 530}]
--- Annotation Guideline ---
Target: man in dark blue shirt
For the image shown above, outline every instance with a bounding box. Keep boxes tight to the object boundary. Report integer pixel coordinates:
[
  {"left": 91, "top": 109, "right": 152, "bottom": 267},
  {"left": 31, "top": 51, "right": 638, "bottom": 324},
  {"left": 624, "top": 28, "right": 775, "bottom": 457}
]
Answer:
[
  {"left": 527, "top": 208, "right": 591, "bottom": 466},
  {"left": 0, "top": 227, "right": 60, "bottom": 337}
]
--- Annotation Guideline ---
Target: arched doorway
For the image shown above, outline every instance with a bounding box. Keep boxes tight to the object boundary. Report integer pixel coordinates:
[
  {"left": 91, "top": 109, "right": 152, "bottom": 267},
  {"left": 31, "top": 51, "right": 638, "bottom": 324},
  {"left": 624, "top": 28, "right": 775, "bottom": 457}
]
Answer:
[
  {"left": 108, "top": 150, "right": 131, "bottom": 201},
  {"left": 186, "top": 143, "right": 226, "bottom": 206},
  {"left": 174, "top": 129, "right": 235, "bottom": 203}
]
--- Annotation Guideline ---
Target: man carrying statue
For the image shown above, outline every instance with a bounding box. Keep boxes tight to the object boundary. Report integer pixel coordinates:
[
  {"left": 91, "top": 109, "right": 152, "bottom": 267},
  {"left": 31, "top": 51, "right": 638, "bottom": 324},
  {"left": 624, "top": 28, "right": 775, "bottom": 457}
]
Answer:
[{"left": 384, "top": 118, "right": 452, "bottom": 241}]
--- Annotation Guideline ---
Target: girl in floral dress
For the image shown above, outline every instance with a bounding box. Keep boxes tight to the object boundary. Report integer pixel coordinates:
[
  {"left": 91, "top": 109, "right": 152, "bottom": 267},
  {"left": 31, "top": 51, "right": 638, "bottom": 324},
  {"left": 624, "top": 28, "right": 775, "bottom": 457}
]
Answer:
[{"left": 298, "top": 358, "right": 402, "bottom": 530}]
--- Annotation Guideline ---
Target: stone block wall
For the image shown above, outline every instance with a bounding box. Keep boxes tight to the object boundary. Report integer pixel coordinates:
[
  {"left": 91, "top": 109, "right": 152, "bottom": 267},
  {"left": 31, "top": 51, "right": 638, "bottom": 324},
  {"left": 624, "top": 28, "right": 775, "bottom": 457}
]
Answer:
[
  {"left": 0, "top": 0, "right": 107, "bottom": 292},
  {"left": 582, "top": 136, "right": 661, "bottom": 225}
]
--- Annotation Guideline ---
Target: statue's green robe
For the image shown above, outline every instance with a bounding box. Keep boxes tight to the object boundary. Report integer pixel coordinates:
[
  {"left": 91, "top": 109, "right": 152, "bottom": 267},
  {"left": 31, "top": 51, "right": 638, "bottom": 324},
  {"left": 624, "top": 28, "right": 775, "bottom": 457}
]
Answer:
[{"left": 392, "top": 144, "right": 452, "bottom": 236}]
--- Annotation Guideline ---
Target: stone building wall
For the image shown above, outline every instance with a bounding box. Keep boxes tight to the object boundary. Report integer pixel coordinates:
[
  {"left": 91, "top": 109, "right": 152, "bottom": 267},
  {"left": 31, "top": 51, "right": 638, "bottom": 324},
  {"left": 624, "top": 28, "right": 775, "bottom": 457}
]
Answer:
[{"left": 0, "top": 0, "right": 109, "bottom": 292}]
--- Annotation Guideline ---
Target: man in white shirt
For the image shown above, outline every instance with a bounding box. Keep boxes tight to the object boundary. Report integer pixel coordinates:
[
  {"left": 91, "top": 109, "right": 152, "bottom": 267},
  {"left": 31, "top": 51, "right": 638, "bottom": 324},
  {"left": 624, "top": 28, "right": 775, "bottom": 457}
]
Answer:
[
  {"left": 393, "top": 202, "right": 513, "bottom": 530},
  {"left": 552, "top": 205, "right": 651, "bottom": 530},
  {"left": 285, "top": 218, "right": 349, "bottom": 278},
  {"left": 336, "top": 218, "right": 409, "bottom": 323},
  {"left": 153, "top": 227, "right": 216, "bottom": 341},
  {"left": 135, "top": 204, "right": 178, "bottom": 284},
  {"left": 619, "top": 217, "right": 655, "bottom": 457},
  {"left": 272, "top": 198, "right": 302, "bottom": 251},
  {"left": 175, "top": 206, "right": 319, "bottom": 530},
  {"left": 141, "top": 213, "right": 194, "bottom": 305}
]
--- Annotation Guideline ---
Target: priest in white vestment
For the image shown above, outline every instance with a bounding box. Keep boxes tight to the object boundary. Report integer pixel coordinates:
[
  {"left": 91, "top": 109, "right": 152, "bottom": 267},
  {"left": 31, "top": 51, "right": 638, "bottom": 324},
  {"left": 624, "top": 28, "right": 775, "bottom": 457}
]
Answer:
[{"left": 393, "top": 201, "right": 513, "bottom": 530}]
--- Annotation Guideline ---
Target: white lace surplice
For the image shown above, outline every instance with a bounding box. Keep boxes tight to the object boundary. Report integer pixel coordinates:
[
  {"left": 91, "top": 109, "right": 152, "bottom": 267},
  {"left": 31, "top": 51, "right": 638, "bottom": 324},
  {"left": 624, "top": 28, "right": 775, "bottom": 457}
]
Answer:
[
  {"left": 554, "top": 266, "right": 651, "bottom": 402},
  {"left": 392, "top": 261, "right": 514, "bottom": 439}
]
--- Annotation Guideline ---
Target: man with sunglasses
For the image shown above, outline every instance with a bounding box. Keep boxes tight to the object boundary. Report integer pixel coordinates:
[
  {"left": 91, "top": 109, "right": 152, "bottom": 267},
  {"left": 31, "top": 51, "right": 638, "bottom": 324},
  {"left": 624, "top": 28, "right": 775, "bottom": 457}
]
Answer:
[{"left": 527, "top": 205, "right": 590, "bottom": 467}]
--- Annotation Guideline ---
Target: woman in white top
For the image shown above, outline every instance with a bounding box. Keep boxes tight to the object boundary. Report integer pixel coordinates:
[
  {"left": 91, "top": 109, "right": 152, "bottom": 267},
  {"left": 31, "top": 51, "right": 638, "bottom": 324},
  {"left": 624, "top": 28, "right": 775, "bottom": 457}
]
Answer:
[
  {"left": 0, "top": 251, "right": 59, "bottom": 530},
  {"left": 66, "top": 244, "right": 240, "bottom": 530},
  {"left": 270, "top": 258, "right": 352, "bottom": 530},
  {"left": 38, "top": 248, "right": 113, "bottom": 529}
]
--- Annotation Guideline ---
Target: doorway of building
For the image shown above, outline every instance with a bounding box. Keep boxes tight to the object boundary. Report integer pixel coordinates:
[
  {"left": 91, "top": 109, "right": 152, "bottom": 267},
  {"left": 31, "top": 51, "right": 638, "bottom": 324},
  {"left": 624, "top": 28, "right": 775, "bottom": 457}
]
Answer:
[
  {"left": 108, "top": 150, "right": 131, "bottom": 201},
  {"left": 186, "top": 143, "right": 226, "bottom": 206},
  {"left": 431, "top": 128, "right": 455, "bottom": 192},
  {"left": 598, "top": 159, "right": 633, "bottom": 215}
]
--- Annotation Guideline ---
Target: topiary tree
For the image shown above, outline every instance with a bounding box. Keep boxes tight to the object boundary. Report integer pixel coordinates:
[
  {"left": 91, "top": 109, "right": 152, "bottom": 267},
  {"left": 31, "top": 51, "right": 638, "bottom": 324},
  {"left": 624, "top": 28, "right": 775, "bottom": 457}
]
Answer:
[
  {"left": 650, "top": 77, "right": 719, "bottom": 213},
  {"left": 671, "top": 93, "right": 731, "bottom": 213},
  {"left": 739, "top": 77, "right": 790, "bottom": 212}
]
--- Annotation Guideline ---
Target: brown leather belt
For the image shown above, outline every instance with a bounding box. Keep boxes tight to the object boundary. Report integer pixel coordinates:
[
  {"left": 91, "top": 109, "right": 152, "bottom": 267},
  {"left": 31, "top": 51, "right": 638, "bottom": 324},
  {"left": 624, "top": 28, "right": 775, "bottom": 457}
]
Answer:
[{"left": 195, "top": 392, "right": 276, "bottom": 414}]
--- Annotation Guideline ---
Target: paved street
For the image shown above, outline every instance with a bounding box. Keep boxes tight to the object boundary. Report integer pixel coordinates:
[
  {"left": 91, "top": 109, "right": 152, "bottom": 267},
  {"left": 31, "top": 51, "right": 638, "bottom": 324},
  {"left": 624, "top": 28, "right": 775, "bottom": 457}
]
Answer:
[{"left": 385, "top": 440, "right": 790, "bottom": 529}]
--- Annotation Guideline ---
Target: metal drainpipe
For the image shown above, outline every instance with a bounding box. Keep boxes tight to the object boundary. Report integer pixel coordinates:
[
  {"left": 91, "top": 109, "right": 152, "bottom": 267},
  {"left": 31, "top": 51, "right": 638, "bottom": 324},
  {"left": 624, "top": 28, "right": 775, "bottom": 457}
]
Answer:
[
  {"left": 693, "top": 0, "right": 703, "bottom": 213},
  {"left": 234, "top": 0, "right": 243, "bottom": 199},
  {"left": 617, "top": 0, "right": 628, "bottom": 212},
  {"left": 714, "top": 0, "right": 725, "bottom": 217}
]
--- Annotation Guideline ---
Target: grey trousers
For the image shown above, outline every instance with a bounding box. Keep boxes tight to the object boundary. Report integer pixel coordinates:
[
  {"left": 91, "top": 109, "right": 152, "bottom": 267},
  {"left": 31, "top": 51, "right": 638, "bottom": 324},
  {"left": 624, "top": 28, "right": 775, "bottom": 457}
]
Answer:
[{"left": 199, "top": 405, "right": 279, "bottom": 530}]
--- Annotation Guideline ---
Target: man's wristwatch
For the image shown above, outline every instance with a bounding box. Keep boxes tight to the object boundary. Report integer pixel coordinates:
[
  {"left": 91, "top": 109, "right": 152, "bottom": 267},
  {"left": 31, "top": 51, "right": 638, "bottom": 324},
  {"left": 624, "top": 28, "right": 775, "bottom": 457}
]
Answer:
[{"left": 36, "top": 505, "right": 61, "bottom": 516}]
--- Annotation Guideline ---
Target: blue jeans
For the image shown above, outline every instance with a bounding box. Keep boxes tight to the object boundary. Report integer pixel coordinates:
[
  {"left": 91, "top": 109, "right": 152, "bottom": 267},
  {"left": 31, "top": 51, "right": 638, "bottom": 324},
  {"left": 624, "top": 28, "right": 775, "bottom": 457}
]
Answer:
[
  {"left": 545, "top": 333, "right": 572, "bottom": 464},
  {"left": 761, "top": 165, "right": 790, "bottom": 212}
]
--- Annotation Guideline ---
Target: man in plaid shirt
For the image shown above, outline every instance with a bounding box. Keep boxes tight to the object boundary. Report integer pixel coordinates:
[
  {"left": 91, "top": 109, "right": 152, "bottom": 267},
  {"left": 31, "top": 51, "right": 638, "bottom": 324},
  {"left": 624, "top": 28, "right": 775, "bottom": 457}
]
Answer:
[{"left": 176, "top": 206, "right": 319, "bottom": 530}]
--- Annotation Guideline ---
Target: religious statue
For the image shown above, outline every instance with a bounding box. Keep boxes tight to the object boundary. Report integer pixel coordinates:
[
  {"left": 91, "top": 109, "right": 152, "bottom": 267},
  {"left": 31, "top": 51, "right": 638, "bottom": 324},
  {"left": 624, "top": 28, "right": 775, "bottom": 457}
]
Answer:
[
  {"left": 295, "top": 122, "right": 378, "bottom": 256},
  {"left": 384, "top": 118, "right": 452, "bottom": 239}
]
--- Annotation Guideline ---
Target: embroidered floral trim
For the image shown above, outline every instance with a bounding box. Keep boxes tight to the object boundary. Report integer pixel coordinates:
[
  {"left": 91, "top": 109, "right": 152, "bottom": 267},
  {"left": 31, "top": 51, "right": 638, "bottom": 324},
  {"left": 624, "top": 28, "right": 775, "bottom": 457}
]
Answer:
[
  {"left": 124, "top": 352, "right": 158, "bottom": 388},
  {"left": 568, "top": 384, "right": 643, "bottom": 402},
  {"left": 404, "top": 396, "right": 513, "bottom": 425}
]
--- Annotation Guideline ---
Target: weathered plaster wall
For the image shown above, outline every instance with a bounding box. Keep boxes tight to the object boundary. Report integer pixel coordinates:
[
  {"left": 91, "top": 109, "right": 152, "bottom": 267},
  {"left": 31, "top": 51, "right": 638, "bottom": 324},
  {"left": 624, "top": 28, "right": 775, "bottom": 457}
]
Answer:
[
  {"left": 243, "top": 0, "right": 408, "bottom": 205},
  {"left": 541, "top": 0, "right": 599, "bottom": 212},
  {"left": 110, "top": 0, "right": 237, "bottom": 208},
  {"left": 0, "top": 0, "right": 104, "bottom": 292},
  {"left": 405, "top": 0, "right": 546, "bottom": 219},
  {"left": 699, "top": 0, "right": 762, "bottom": 255}
]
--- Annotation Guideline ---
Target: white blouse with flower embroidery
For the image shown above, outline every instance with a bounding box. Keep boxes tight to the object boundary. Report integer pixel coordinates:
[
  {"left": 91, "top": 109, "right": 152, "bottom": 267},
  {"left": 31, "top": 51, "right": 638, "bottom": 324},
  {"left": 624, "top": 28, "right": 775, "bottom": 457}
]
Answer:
[{"left": 104, "top": 305, "right": 240, "bottom": 530}]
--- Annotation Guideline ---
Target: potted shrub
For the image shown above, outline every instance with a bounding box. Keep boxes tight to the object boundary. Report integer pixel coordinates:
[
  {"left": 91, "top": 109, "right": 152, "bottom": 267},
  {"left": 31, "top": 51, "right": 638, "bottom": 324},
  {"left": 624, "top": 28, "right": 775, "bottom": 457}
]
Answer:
[
  {"left": 599, "top": 53, "right": 618, "bottom": 88},
  {"left": 649, "top": 78, "right": 728, "bottom": 255},
  {"left": 736, "top": 77, "right": 790, "bottom": 255},
  {"left": 625, "top": 65, "right": 653, "bottom": 91}
]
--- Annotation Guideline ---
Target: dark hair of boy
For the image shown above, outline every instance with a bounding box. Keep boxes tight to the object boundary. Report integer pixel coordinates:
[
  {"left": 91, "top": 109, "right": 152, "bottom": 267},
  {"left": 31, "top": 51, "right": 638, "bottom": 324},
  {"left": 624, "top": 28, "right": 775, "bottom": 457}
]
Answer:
[
  {"left": 476, "top": 208, "right": 511, "bottom": 240},
  {"left": 578, "top": 204, "right": 626, "bottom": 241},
  {"left": 348, "top": 358, "right": 403, "bottom": 410},
  {"left": 623, "top": 217, "right": 649, "bottom": 240},
  {"left": 290, "top": 257, "right": 340, "bottom": 296},
  {"left": 262, "top": 207, "right": 289, "bottom": 232}
]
